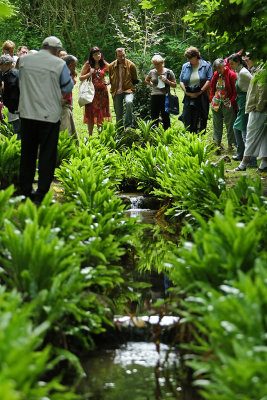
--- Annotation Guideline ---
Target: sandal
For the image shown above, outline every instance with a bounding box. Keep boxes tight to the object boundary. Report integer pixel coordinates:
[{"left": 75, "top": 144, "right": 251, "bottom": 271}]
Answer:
[
  {"left": 226, "top": 166, "right": 246, "bottom": 172},
  {"left": 257, "top": 167, "right": 267, "bottom": 173}
]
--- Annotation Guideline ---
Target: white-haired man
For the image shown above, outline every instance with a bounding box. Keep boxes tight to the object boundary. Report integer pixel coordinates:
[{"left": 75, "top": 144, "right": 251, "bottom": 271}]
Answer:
[{"left": 18, "top": 36, "right": 73, "bottom": 204}]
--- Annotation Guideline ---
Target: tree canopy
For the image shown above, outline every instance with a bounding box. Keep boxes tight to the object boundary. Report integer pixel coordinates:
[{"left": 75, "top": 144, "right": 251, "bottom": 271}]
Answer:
[
  {"left": 141, "top": 0, "right": 267, "bottom": 57},
  {"left": 0, "top": 0, "right": 14, "bottom": 17}
]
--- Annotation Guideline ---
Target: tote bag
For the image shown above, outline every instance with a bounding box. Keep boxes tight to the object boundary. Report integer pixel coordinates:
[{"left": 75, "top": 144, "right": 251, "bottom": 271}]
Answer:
[
  {"left": 165, "top": 91, "right": 179, "bottom": 115},
  {"left": 78, "top": 77, "right": 95, "bottom": 107}
]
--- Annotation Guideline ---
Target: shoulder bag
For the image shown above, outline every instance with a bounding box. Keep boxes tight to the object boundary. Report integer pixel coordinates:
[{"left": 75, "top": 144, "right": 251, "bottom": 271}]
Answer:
[
  {"left": 165, "top": 69, "right": 179, "bottom": 115},
  {"left": 78, "top": 76, "right": 95, "bottom": 107},
  {"left": 165, "top": 89, "right": 179, "bottom": 115}
]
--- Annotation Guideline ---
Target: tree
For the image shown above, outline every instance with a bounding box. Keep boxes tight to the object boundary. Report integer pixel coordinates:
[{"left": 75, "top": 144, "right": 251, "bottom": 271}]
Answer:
[
  {"left": 0, "top": 0, "right": 14, "bottom": 17},
  {"left": 141, "top": 0, "right": 267, "bottom": 57},
  {"left": 110, "top": 6, "right": 167, "bottom": 121},
  {"left": 0, "top": 0, "right": 129, "bottom": 62}
]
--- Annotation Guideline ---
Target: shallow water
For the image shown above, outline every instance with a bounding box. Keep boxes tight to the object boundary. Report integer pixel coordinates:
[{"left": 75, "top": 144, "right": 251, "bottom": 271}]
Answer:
[
  {"left": 125, "top": 208, "right": 157, "bottom": 223},
  {"left": 82, "top": 194, "right": 199, "bottom": 399},
  {"left": 121, "top": 193, "right": 159, "bottom": 224},
  {"left": 80, "top": 341, "right": 200, "bottom": 400}
]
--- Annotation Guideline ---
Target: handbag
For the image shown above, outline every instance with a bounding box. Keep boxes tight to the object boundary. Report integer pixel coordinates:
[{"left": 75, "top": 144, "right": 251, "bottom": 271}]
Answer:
[
  {"left": 165, "top": 90, "right": 179, "bottom": 115},
  {"left": 78, "top": 77, "right": 95, "bottom": 107}
]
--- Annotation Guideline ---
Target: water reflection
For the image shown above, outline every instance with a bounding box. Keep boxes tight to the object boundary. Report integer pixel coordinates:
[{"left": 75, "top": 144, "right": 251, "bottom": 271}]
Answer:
[
  {"left": 81, "top": 342, "right": 201, "bottom": 400},
  {"left": 125, "top": 208, "right": 157, "bottom": 223}
]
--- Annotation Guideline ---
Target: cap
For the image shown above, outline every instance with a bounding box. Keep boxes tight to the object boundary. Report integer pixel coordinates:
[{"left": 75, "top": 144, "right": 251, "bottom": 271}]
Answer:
[{"left": 42, "top": 36, "right": 62, "bottom": 49}]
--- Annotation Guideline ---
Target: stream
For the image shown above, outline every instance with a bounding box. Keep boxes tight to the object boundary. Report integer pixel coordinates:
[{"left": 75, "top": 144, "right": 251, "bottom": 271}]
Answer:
[
  {"left": 76, "top": 194, "right": 201, "bottom": 400},
  {"left": 80, "top": 341, "right": 200, "bottom": 400},
  {"left": 122, "top": 194, "right": 158, "bottom": 224}
]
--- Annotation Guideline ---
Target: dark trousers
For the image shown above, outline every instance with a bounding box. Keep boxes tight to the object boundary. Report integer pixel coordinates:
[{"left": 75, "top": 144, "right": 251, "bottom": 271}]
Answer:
[
  {"left": 182, "top": 93, "right": 209, "bottom": 134},
  {"left": 20, "top": 118, "right": 60, "bottom": 201},
  {"left": 11, "top": 118, "right": 21, "bottom": 140},
  {"left": 151, "top": 95, "right": 170, "bottom": 131},
  {"left": 182, "top": 103, "right": 208, "bottom": 134}
]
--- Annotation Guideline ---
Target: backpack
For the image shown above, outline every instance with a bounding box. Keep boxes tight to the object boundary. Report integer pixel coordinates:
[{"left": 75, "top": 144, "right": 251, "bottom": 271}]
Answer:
[{"left": 2, "top": 68, "right": 20, "bottom": 113}]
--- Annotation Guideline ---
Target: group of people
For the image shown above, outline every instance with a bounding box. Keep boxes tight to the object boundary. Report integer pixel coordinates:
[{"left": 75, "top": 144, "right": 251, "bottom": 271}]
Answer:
[
  {"left": 77, "top": 44, "right": 266, "bottom": 175},
  {"left": 0, "top": 37, "right": 266, "bottom": 206},
  {"left": 178, "top": 47, "right": 267, "bottom": 172}
]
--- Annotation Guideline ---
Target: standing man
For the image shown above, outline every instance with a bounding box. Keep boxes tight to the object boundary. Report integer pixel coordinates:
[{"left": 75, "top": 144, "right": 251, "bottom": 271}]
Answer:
[
  {"left": 18, "top": 36, "right": 73, "bottom": 204},
  {"left": 109, "top": 48, "right": 138, "bottom": 130}
]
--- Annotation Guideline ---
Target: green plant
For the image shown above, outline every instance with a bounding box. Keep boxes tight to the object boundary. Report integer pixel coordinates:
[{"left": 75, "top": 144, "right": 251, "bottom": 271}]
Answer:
[
  {"left": 0, "top": 287, "right": 79, "bottom": 400},
  {"left": 165, "top": 160, "right": 225, "bottom": 219},
  {"left": 135, "top": 118, "right": 156, "bottom": 144},
  {"left": 56, "top": 129, "right": 78, "bottom": 168},
  {"left": 56, "top": 157, "right": 118, "bottom": 208},
  {"left": 76, "top": 139, "right": 124, "bottom": 183},
  {"left": 117, "top": 148, "right": 139, "bottom": 191},
  {"left": 220, "top": 175, "right": 267, "bottom": 221},
  {"left": 0, "top": 135, "right": 21, "bottom": 189},
  {"left": 0, "top": 185, "right": 15, "bottom": 227},
  {"left": 110, "top": 6, "right": 166, "bottom": 121},
  {"left": 0, "top": 108, "right": 14, "bottom": 138},
  {"left": 0, "top": 195, "right": 112, "bottom": 348},
  {"left": 180, "top": 263, "right": 267, "bottom": 399},
  {"left": 97, "top": 121, "right": 126, "bottom": 151},
  {"left": 165, "top": 201, "right": 267, "bottom": 293},
  {"left": 56, "top": 157, "right": 144, "bottom": 314},
  {"left": 152, "top": 124, "right": 187, "bottom": 146},
  {"left": 133, "top": 142, "right": 170, "bottom": 193}
]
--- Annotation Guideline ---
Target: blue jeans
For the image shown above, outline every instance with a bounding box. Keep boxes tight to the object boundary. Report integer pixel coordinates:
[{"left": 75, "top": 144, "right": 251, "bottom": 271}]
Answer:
[
  {"left": 234, "top": 128, "right": 257, "bottom": 166},
  {"left": 113, "top": 92, "right": 134, "bottom": 129}
]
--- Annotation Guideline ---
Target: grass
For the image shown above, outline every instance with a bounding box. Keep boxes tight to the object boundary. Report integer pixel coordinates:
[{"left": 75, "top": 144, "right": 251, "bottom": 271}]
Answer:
[{"left": 71, "top": 75, "right": 184, "bottom": 136}]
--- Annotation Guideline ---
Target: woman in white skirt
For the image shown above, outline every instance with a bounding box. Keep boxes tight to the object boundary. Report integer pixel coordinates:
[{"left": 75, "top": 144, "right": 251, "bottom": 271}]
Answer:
[{"left": 228, "top": 65, "right": 267, "bottom": 172}]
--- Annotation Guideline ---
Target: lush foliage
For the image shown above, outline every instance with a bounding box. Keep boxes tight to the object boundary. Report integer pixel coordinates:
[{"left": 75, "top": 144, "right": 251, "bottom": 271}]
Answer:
[
  {"left": 182, "top": 266, "right": 267, "bottom": 399},
  {"left": 56, "top": 129, "right": 78, "bottom": 168},
  {"left": 141, "top": 0, "right": 267, "bottom": 60},
  {"left": 161, "top": 186, "right": 267, "bottom": 398},
  {"left": 0, "top": 287, "right": 79, "bottom": 400},
  {"left": 0, "top": 134, "right": 20, "bottom": 189},
  {"left": 0, "top": 0, "right": 266, "bottom": 387},
  {"left": 1, "top": 109, "right": 267, "bottom": 398},
  {"left": 0, "top": 0, "right": 14, "bottom": 18}
]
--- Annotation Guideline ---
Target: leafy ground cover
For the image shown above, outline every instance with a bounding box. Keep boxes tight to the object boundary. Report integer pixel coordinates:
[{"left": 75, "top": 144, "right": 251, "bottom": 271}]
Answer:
[{"left": 0, "top": 81, "right": 267, "bottom": 398}]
